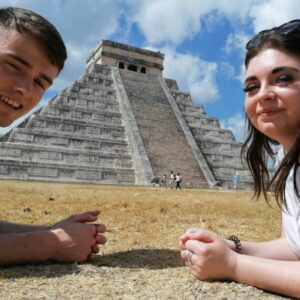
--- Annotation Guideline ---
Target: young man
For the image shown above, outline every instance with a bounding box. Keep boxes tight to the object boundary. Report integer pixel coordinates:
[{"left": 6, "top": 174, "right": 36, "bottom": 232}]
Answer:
[{"left": 0, "top": 7, "right": 106, "bottom": 265}]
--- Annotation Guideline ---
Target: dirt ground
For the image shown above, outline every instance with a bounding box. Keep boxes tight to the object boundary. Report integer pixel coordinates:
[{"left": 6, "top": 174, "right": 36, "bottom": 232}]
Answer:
[{"left": 0, "top": 180, "right": 287, "bottom": 299}]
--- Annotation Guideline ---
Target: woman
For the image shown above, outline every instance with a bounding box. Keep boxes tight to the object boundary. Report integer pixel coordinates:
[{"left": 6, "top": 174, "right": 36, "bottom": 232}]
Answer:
[{"left": 180, "top": 19, "right": 300, "bottom": 298}]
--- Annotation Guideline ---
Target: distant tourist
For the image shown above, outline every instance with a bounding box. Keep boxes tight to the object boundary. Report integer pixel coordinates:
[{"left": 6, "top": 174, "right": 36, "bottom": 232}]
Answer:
[
  {"left": 175, "top": 173, "right": 182, "bottom": 190},
  {"left": 160, "top": 174, "right": 167, "bottom": 189},
  {"left": 0, "top": 7, "right": 106, "bottom": 266},
  {"left": 180, "top": 19, "right": 300, "bottom": 298},
  {"left": 232, "top": 172, "right": 240, "bottom": 191},
  {"left": 169, "top": 171, "right": 175, "bottom": 189}
]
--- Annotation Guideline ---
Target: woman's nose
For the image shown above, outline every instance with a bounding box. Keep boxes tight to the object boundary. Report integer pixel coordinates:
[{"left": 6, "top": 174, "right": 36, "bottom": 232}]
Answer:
[{"left": 257, "top": 84, "right": 276, "bottom": 103}]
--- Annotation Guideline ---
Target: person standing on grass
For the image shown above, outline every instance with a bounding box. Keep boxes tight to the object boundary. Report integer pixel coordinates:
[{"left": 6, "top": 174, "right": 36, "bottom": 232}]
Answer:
[
  {"left": 180, "top": 19, "right": 300, "bottom": 298},
  {"left": 0, "top": 7, "right": 106, "bottom": 266},
  {"left": 175, "top": 172, "right": 182, "bottom": 190},
  {"left": 232, "top": 171, "right": 240, "bottom": 191},
  {"left": 169, "top": 171, "right": 175, "bottom": 189}
]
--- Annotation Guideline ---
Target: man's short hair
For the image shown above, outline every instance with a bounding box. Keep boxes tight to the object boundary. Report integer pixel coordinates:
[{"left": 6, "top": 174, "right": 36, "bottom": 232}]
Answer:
[{"left": 0, "top": 7, "right": 67, "bottom": 72}]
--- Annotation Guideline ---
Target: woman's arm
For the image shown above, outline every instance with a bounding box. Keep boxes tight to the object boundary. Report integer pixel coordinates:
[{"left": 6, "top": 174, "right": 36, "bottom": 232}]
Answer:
[
  {"left": 226, "top": 237, "right": 299, "bottom": 260},
  {"left": 233, "top": 254, "right": 300, "bottom": 298},
  {"left": 180, "top": 228, "right": 300, "bottom": 298},
  {"left": 181, "top": 227, "right": 298, "bottom": 260}
]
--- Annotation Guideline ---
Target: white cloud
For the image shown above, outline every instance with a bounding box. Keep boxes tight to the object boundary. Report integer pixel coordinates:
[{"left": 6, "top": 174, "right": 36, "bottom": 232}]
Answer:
[
  {"left": 249, "top": 0, "right": 300, "bottom": 32},
  {"left": 130, "top": 0, "right": 265, "bottom": 47},
  {"left": 220, "top": 112, "right": 246, "bottom": 142},
  {"left": 162, "top": 48, "right": 219, "bottom": 104},
  {"left": 223, "top": 32, "right": 250, "bottom": 56},
  {"left": 130, "top": 0, "right": 212, "bottom": 45}
]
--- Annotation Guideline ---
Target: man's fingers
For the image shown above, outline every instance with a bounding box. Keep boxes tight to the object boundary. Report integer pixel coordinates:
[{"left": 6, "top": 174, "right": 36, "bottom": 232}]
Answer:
[
  {"left": 95, "top": 234, "right": 107, "bottom": 245},
  {"left": 71, "top": 211, "right": 100, "bottom": 223},
  {"left": 94, "top": 224, "right": 106, "bottom": 233},
  {"left": 92, "top": 244, "right": 100, "bottom": 254}
]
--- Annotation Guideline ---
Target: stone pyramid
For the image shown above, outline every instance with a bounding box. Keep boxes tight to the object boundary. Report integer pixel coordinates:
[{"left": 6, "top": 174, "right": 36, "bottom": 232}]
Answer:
[{"left": 0, "top": 40, "right": 253, "bottom": 189}]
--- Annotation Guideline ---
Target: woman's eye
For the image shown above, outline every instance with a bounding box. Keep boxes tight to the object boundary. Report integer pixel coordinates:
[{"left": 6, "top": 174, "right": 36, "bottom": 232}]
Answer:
[
  {"left": 276, "top": 75, "right": 294, "bottom": 84},
  {"left": 243, "top": 84, "right": 259, "bottom": 93}
]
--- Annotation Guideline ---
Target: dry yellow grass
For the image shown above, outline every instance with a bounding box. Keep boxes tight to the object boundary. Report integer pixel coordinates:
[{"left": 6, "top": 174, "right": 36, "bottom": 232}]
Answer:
[{"left": 0, "top": 180, "right": 285, "bottom": 299}]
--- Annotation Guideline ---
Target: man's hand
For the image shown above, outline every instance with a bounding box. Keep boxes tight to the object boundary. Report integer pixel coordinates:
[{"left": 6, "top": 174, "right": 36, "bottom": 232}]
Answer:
[{"left": 49, "top": 211, "right": 106, "bottom": 263}]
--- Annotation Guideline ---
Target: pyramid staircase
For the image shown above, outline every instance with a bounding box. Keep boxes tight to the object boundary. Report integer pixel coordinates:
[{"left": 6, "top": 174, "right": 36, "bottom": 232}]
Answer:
[{"left": 119, "top": 70, "right": 209, "bottom": 187}]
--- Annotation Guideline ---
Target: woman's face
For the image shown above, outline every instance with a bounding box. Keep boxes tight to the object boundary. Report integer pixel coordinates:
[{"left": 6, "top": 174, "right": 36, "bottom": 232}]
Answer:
[{"left": 244, "top": 48, "right": 300, "bottom": 149}]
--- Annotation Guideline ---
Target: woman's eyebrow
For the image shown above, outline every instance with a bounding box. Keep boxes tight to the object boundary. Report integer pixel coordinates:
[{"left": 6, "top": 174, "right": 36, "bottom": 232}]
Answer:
[
  {"left": 272, "top": 66, "right": 300, "bottom": 74},
  {"left": 244, "top": 66, "right": 300, "bottom": 84},
  {"left": 244, "top": 75, "right": 256, "bottom": 84}
]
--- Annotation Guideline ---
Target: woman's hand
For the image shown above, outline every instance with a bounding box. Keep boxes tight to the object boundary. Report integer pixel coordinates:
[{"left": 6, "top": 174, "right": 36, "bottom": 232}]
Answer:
[{"left": 180, "top": 228, "right": 237, "bottom": 280}]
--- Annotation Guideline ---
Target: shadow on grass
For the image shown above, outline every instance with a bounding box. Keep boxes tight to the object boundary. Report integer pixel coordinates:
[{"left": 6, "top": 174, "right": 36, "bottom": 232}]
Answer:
[
  {"left": 0, "top": 262, "right": 80, "bottom": 279},
  {"left": 93, "top": 248, "right": 183, "bottom": 269},
  {"left": 0, "top": 249, "right": 182, "bottom": 278}
]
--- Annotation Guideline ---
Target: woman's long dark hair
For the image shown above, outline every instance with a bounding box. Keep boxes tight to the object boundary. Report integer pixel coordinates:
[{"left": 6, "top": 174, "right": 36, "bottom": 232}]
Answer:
[{"left": 243, "top": 26, "right": 300, "bottom": 209}]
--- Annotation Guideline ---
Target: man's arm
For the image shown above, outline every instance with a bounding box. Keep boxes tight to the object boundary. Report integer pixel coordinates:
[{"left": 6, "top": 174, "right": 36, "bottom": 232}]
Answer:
[
  {"left": 0, "top": 211, "right": 106, "bottom": 266},
  {"left": 0, "top": 230, "right": 54, "bottom": 265},
  {"left": 0, "top": 220, "right": 49, "bottom": 234}
]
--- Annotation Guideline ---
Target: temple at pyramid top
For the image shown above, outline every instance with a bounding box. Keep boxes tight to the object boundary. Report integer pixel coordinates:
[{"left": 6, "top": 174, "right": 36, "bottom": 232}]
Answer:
[{"left": 86, "top": 39, "right": 165, "bottom": 76}]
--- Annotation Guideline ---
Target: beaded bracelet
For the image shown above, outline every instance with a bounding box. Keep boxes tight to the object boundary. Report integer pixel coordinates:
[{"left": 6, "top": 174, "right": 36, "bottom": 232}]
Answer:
[{"left": 228, "top": 235, "right": 242, "bottom": 253}]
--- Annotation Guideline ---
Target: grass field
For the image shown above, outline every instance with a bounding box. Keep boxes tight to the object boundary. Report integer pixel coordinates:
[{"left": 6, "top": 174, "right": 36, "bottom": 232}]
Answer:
[{"left": 0, "top": 180, "right": 285, "bottom": 299}]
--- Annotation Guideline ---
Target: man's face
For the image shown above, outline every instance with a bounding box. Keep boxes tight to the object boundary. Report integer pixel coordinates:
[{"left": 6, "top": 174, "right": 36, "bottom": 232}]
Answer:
[{"left": 0, "top": 30, "right": 59, "bottom": 127}]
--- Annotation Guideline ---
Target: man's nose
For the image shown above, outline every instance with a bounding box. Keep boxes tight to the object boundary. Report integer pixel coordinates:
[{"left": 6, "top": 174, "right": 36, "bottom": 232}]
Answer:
[{"left": 14, "top": 76, "right": 33, "bottom": 96}]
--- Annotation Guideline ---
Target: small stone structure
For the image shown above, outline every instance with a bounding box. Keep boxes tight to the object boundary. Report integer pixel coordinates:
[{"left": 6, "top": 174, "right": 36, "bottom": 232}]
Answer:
[{"left": 0, "top": 40, "right": 253, "bottom": 189}]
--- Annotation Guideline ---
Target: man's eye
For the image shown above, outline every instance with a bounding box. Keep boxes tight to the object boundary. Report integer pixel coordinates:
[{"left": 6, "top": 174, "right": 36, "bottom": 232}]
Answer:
[
  {"left": 6, "top": 61, "right": 21, "bottom": 71},
  {"left": 35, "top": 79, "right": 46, "bottom": 90},
  {"left": 243, "top": 84, "right": 259, "bottom": 93}
]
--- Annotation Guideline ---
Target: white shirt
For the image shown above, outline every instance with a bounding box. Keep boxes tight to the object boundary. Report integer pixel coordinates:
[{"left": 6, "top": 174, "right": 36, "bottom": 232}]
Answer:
[{"left": 282, "top": 166, "right": 300, "bottom": 258}]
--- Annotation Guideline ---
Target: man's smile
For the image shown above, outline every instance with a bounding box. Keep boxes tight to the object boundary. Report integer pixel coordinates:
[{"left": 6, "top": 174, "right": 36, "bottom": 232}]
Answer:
[{"left": 0, "top": 94, "right": 22, "bottom": 110}]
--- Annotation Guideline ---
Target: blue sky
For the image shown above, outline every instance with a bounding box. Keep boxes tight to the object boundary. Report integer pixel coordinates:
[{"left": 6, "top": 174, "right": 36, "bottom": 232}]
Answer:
[{"left": 1, "top": 0, "right": 300, "bottom": 141}]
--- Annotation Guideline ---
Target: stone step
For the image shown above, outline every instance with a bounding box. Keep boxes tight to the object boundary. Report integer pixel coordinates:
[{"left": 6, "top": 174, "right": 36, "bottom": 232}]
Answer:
[
  {"left": 41, "top": 104, "right": 122, "bottom": 126},
  {"left": 8, "top": 128, "right": 129, "bottom": 153},
  {"left": 191, "top": 127, "right": 235, "bottom": 140},
  {"left": 202, "top": 154, "right": 243, "bottom": 166},
  {"left": 212, "top": 167, "right": 253, "bottom": 182},
  {"left": 26, "top": 115, "right": 125, "bottom": 139},
  {"left": 171, "top": 92, "right": 194, "bottom": 106},
  {"left": 55, "top": 95, "right": 120, "bottom": 112},
  {"left": 165, "top": 78, "right": 179, "bottom": 90},
  {"left": 80, "top": 71, "right": 114, "bottom": 82},
  {"left": 0, "top": 159, "right": 134, "bottom": 184},
  {"left": 199, "top": 145, "right": 241, "bottom": 156},
  {"left": 0, "top": 143, "right": 133, "bottom": 169}
]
